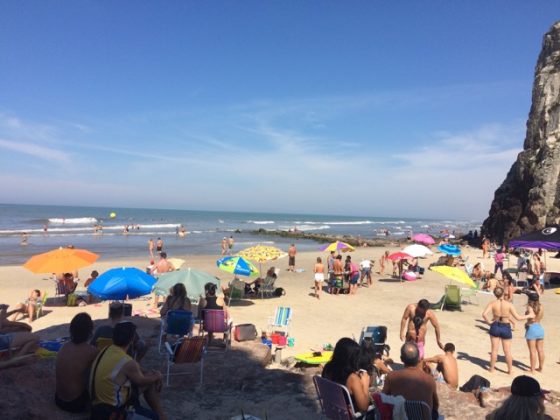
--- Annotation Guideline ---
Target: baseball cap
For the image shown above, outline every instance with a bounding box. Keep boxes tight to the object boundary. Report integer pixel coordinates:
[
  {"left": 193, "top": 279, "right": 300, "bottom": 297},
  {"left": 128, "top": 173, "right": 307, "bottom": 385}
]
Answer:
[{"left": 511, "top": 375, "right": 547, "bottom": 397}]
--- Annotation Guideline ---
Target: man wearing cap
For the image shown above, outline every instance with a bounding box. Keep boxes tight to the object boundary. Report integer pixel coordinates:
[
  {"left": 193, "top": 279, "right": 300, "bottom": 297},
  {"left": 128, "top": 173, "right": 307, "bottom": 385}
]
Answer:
[
  {"left": 487, "top": 375, "right": 551, "bottom": 419},
  {"left": 90, "top": 321, "right": 166, "bottom": 420}
]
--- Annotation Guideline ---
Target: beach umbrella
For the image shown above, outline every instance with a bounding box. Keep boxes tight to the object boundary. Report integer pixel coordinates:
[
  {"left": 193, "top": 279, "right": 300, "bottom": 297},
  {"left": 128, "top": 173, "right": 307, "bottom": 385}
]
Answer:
[
  {"left": 217, "top": 256, "right": 259, "bottom": 277},
  {"left": 237, "top": 245, "right": 288, "bottom": 263},
  {"left": 153, "top": 268, "right": 220, "bottom": 300},
  {"left": 402, "top": 244, "right": 433, "bottom": 258},
  {"left": 412, "top": 233, "right": 435, "bottom": 245},
  {"left": 87, "top": 267, "right": 156, "bottom": 300},
  {"left": 167, "top": 258, "right": 185, "bottom": 269},
  {"left": 430, "top": 266, "right": 476, "bottom": 288},
  {"left": 437, "top": 244, "right": 461, "bottom": 257},
  {"left": 319, "top": 241, "right": 355, "bottom": 253},
  {"left": 387, "top": 252, "right": 414, "bottom": 261},
  {"left": 23, "top": 247, "right": 99, "bottom": 274},
  {"left": 509, "top": 226, "right": 560, "bottom": 250}
]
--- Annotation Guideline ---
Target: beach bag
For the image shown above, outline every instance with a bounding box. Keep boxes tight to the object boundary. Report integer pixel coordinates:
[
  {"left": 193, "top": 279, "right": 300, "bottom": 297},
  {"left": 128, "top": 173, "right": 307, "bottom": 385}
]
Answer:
[
  {"left": 234, "top": 324, "right": 258, "bottom": 342},
  {"left": 274, "top": 287, "right": 285, "bottom": 297},
  {"left": 460, "top": 374, "right": 490, "bottom": 392},
  {"left": 66, "top": 293, "right": 78, "bottom": 307}
]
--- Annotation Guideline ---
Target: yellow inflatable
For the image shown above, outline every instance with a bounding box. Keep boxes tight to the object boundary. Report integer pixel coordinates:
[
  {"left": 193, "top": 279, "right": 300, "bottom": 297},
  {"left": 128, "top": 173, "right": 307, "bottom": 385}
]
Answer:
[{"left": 109, "top": 212, "right": 116, "bottom": 219}]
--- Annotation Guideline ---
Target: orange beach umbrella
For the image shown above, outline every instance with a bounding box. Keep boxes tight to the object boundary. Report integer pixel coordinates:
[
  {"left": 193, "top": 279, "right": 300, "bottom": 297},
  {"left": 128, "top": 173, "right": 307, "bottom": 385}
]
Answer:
[{"left": 23, "top": 247, "right": 99, "bottom": 274}]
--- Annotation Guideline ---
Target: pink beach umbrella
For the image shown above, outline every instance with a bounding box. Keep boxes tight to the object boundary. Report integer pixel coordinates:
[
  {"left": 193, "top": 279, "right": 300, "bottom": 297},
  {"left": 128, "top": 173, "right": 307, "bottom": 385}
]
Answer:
[
  {"left": 412, "top": 233, "right": 435, "bottom": 245},
  {"left": 387, "top": 252, "right": 414, "bottom": 261}
]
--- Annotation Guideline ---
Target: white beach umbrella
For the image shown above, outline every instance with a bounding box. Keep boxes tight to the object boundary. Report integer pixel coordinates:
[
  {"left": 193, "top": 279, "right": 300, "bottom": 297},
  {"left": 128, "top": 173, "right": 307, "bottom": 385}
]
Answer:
[{"left": 402, "top": 244, "right": 433, "bottom": 258}]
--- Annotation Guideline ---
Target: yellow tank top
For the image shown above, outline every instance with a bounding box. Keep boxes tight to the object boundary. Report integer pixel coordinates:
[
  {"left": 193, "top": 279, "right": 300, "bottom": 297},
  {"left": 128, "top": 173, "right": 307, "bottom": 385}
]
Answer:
[{"left": 91, "top": 345, "right": 132, "bottom": 407}]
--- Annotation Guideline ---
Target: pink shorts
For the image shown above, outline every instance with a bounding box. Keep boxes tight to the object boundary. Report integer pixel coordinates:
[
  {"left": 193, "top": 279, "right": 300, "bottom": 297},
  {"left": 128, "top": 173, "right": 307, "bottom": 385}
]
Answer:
[{"left": 417, "top": 340, "right": 425, "bottom": 359}]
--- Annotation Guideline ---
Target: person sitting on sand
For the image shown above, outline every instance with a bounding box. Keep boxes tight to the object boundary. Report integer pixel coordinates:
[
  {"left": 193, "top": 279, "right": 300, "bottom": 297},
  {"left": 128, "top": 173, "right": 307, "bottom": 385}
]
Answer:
[
  {"left": 9, "top": 289, "right": 41, "bottom": 322},
  {"left": 322, "top": 337, "right": 372, "bottom": 412},
  {"left": 423, "top": 342, "right": 459, "bottom": 389},
  {"left": 400, "top": 299, "right": 444, "bottom": 359},
  {"left": 482, "top": 287, "right": 532, "bottom": 374},
  {"left": 55, "top": 313, "right": 97, "bottom": 413},
  {"left": 383, "top": 342, "right": 440, "bottom": 419},
  {"left": 91, "top": 303, "right": 147, "bottom": 361},
  {"left": 90, "top": 321, "right": 166, "bottom": 420},
  {"left": 160, "top": 283, "right": 192, "bottom": 317},
  {"left": 486, "top": 375, "right": 552, "bottom": 420},
  {"left": 0, "top": 304, "right": 38, "bottom": 357},
  {"left": 245, "top": 267, "right": 277, "bottom": 294},
  {"left": 84, "top": 270, "right": 99, "bottom": 288}
]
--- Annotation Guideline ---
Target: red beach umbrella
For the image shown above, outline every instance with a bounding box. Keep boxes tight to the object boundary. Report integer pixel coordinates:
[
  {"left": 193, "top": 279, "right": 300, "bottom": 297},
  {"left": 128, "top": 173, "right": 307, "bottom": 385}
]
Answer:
[{"left": 387, "top": 252, "right": 413, "bottom": 261}]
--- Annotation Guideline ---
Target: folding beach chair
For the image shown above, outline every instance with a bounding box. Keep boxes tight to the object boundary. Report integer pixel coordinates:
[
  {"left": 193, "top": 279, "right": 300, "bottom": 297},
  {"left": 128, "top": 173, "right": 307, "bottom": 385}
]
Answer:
[
  {"left": 443, "top": 285, "right": 461, "bottom": 311},
  {"left": 159, "top": 310, "right": 193, "bottom": 353},
  {"left": 460, "top": 287, "right": 478, "bottom": 305},
  {"left": 258, "top": 276, "right": 276, "bottom": 299},
  {"left": 268, "top": 306, "right": 292, "bottom": 336},
  {"left": 358, "top": 326, "right": 390, "bottom": 357},
  {"left": 405, "top": 400, "right": 433, "bottom": 420},
  {"left": 200, "top": 309, "right": 232, "bottom": 350},
  {"left": 165, "top": 335, "right": 206, "bottom": 386},
  {"left": 313, "top": 375, "right": 377, "bottom": 419},
  {"left": 227, "top": 279, "right": 245, "bottom": 306}
]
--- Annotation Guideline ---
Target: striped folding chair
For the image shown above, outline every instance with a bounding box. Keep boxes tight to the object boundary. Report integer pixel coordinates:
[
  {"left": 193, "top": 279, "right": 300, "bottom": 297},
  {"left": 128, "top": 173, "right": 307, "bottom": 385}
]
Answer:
[
  {"left": 200, "top": 309, "right": 231, "bottom": 350},
  {"left": 405, "top": 400, "right": 432, "bottom": 420},
  {"left": 159, "top": 310, "right": 193, "bottom": 353},
  {"left": 165, "top": 335, "right": 206, "bottom": 386},
  {"left": 313, "top": 375, "right": 376, "bottom": 419},
  {"left": 268, "top": 306, "right": 292, "bottom": 336}
]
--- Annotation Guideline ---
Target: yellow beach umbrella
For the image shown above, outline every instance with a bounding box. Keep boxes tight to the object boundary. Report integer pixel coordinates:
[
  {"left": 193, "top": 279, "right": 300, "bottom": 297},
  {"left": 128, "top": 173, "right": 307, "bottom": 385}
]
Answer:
[
  {"left": 237, "top": 245, "right": 288, "bottom": 263},
  {"left": 167, "top": 258, "right": 185, "bottom": 270},
  {"left": 320, "top": 241, "right": 355, "bottom": 253},
  {"left": 430, "top": 266, "right": 476, "bottom": 288}
]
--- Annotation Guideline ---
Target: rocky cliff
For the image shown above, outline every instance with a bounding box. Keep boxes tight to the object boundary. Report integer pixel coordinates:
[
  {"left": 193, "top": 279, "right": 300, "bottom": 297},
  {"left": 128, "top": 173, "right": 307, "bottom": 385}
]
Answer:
[{"left": 483, "top": 21, "right": 560, "bottom": 242}]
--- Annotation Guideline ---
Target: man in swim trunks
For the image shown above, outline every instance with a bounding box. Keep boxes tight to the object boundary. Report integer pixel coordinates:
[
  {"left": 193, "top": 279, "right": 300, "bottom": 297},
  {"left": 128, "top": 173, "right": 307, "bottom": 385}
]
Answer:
[
  {"left": 482, "top": 287, "right": 531, "bottom": 374},
  {"left": 332, "top": 255, "right": 344, "bottom": 295},
  {"left": 400, "top": 299, "right": 444, "bottom": 359},
  {"left": 55, "top": 313, "right": 97, "bottom": 413},
  {"left": 288, "top": 244, "right": 297, "bottom": 272},
  {"left": 424, "top": 343, "right": 459, "bottom": 389}
]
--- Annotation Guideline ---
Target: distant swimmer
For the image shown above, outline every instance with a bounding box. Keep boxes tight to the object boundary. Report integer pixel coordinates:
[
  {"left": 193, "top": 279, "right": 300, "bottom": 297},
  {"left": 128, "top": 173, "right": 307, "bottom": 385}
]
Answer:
[
  {"left": 20, "top": 232, "right": 28, "bottom": 246},
  {"left": 228, "top": 236, "right": 234, "bottom": 253},
  {"left": 43, "top": 224, "right": 48, "bottom": 234},
  {"left": 156, "top": 237, "right": 163, "bottom": 252}
]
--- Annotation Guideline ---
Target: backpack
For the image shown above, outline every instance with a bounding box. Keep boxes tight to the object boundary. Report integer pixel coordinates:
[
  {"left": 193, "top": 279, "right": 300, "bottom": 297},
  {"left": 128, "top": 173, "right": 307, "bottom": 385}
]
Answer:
[{"left": 274, "top": 287, "right": 286, "bottom": 297}]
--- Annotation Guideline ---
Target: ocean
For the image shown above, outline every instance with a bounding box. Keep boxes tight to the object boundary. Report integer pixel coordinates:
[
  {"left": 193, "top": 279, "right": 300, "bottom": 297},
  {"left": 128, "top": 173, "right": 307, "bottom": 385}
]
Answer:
[{"left": 0, "top": 203, "right": 481, "bottom": 265}]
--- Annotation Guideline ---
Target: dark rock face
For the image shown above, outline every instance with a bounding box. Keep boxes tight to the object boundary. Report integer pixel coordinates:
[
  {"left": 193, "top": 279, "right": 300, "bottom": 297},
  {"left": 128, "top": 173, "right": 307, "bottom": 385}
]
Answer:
[{"left": 483, "top": 22, "right": 560, "bottom": 242}]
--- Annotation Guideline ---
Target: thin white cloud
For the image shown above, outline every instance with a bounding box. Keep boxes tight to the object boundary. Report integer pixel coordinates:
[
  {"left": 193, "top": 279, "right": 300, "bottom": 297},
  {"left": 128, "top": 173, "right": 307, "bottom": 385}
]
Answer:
[{"left": 0, "top": 138, "right": 70, "bottom": 163}]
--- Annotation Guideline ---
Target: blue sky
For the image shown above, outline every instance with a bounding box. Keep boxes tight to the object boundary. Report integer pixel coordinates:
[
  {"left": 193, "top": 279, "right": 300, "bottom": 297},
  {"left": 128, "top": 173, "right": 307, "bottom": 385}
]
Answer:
[{"left": 0, "top": 2, "right": 558, "bottom": 219}]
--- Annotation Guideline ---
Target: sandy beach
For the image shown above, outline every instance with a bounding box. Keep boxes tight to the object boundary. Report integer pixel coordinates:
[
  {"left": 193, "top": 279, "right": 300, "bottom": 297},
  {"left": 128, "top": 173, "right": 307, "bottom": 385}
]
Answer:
[{"left": 1, "top": 243, "right": 559, "bottom": 419}]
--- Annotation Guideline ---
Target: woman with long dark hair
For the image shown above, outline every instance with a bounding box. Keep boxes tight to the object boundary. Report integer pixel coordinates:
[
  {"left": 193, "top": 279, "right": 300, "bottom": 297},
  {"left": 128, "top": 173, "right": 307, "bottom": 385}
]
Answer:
[
  {"left": 160, "top": 283, "right": 191, "bottom": 317},
  {"left": 322, "top": 338, "right": 371, "bottom": 412},
  {"left": 400, "top": 299, "right": 443, "bottom": 359},
  {"left": 525, "top": 294, "right": 545, "bottom": 374}
]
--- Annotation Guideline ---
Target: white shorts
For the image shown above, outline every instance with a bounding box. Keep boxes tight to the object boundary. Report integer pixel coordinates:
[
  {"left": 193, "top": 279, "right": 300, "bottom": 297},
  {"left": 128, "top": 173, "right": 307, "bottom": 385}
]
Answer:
[{"left": 314, "top": 273, "right": 325, "bottom": 282}]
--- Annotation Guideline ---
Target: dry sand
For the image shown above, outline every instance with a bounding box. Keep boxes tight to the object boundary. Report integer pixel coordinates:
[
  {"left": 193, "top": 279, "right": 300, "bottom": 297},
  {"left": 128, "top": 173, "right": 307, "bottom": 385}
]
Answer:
[{"left": 1, "top": 244, "right": 559, "bottom": 419}]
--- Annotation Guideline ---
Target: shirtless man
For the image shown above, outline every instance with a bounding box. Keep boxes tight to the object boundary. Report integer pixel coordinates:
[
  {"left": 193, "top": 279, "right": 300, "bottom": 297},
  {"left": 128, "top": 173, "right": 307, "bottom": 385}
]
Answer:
[
  {"left": 400, "top": 299, "right": 444, "bottom": 359},
  {"left": 424, "top": 343, "right": 459, "bottom": 388},
  {"left": 55, "top": 313, "right": 98, "bottom": 413},
  {"left": 152, "top": 253, "right": 175, "bottom": 308},
  {"left": 482, "top": 287, "right": 531, "bottom": 374},
  {"left": 332, "top": 255, "right": 344, "bottom": 295},
  {"left": 288, "top": 244, "right": 297, "bottom": 272}
]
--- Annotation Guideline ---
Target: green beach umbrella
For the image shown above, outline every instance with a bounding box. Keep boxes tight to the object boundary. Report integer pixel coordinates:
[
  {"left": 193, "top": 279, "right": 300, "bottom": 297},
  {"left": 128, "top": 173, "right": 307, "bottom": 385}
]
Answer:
[{"left": 153, "top": 268, "right": 221, "bottom": 301}]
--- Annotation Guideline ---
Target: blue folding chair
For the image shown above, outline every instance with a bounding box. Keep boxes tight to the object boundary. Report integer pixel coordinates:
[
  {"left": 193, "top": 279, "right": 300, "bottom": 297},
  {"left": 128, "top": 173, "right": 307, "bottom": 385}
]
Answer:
[
  {"left": 159, "top": 310, "right": 193, "bottom": 353},
  {"left": 268, "top": 306, "right": 292, "bottom": 335}
]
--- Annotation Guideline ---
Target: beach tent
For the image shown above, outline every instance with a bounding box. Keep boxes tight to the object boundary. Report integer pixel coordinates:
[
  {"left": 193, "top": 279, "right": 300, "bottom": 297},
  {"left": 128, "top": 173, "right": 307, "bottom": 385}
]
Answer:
[{"left": 509, "top": 226, "right": 560, "bottom": 250}]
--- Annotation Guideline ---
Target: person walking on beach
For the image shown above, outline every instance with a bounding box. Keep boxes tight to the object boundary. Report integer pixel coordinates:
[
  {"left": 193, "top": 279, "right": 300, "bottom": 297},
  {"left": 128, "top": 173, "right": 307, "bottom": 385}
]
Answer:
[
  {"left": 156, "top": 237, "right": 164, "bottom": 253},
  {"left": 228, "top": 236, "right": 234, "bottom": 254},
  {"left": 400, "top": 299, "right": 444, "bottom": 359},
  {"left": 288, "top": 244, "right": 297, "bottom": 272},
  {"left": 524, "top": 293, "right": 545, "bottom": 374},
  {"left": 221, "top": 237, "right": 228, "bottom": 255},
  {"left": 313, "top": 257, "right": 325, "bottom": 299},
  {"left": 482, "top": 287, "right": 532, "bottom": 374},
  {"left": 379, "top": 250, "right": 389, "bottom": 275},
  {"left": 494, "top": 247, "right": 506, "bottom": 277},
  {"left": 148, "top": 238, "right": 154, "bottom": 258}
]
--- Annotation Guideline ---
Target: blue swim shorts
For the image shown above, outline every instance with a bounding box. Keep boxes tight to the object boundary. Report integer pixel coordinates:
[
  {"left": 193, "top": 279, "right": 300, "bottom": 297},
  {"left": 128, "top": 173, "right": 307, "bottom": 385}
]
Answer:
[
  {"left": 525, "top": 323, "right": 544, "bottom": 340},
  {"left": 489, "top": 321, "right": 512, "bottom": 339}
]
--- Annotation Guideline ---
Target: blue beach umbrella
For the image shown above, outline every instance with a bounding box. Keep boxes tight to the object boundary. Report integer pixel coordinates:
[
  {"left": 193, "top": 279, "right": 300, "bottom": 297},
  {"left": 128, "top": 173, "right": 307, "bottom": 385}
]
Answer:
[
  {"left": 437, "top": 244, "right": 461, "bottom": 257},
  {"left": 216, "top": 256, "right": 259, "bottom": 277},
  {"left": 88, "top": 267, "right": 156, "bottom": 300}
]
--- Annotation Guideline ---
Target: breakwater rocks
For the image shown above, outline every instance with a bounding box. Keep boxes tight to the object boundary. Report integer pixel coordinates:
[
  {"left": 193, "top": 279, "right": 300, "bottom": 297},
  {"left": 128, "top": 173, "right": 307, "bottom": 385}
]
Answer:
[{"left": 249, "top": 228, "right": 404, "bottom": 247}]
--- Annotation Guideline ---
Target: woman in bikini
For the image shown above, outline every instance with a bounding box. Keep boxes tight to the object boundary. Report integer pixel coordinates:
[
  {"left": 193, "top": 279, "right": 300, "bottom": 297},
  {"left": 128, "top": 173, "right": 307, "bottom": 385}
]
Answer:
[
  {"left": 525, "top": 293, "right": 545, "bottom": 374},
  {"left": 400, "top": 299, "right": 444, "bottom": 360},
  {"left": 482, "top": 287, "right": 532, "bottom": 374},
  {"left": 378, "top": 251, "right": 389, "bottom": 275}
]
